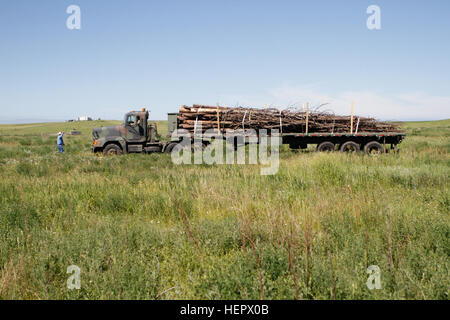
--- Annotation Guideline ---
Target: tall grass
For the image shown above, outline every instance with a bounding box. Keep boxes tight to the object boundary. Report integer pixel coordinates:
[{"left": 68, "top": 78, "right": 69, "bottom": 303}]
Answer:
[{"left": 0, "top": 120, "right": 448, "bottom": 299}]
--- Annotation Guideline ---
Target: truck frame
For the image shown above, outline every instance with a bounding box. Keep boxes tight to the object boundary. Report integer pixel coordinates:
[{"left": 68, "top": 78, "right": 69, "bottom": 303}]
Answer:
[{"left": 92, "top": 109, "right": 406, "bottom": 155}]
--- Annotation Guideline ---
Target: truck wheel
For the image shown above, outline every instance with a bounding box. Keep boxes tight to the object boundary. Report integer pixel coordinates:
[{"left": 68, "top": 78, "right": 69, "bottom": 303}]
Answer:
[
  {"left": 364, "top": 141, "right": 384, "bottom": 155},
  {"left": 317, "top": 141, "right": 335, "bottom": 152},
  {"left": 340, "top": 141, "right": 360, "bottom": 153},
  {"left": 103, "top": 144, "right": 123, "bottom": 156}
]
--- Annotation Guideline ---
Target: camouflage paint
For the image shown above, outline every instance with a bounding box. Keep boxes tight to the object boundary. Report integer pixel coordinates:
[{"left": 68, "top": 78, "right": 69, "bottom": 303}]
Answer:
[{"left": 92, "top": 111, "right": 149, "bottom": 152}]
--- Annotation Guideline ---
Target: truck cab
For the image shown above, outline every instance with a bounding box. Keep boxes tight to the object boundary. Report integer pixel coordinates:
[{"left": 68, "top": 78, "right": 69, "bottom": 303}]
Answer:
[{"left": 92, "top": 109, "right": 162, "bottom": 155}]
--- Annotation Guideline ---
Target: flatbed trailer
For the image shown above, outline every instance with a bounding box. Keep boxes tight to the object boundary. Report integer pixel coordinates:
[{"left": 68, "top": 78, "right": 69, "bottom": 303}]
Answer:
[
  {"left": 280, "top": 131, "right": 405, "bottom": 153},
  {"left": 168, "top": 113, "right": 406, "bottom": 154}
]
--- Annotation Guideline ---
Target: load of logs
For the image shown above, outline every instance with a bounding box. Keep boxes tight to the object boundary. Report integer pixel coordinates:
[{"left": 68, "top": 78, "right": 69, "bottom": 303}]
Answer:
[{"left": 177, "top": 104, "right": 401, "bottom": 134}]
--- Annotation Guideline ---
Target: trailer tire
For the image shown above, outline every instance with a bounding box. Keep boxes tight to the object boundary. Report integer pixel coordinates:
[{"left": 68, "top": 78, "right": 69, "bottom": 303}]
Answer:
[
  {"left": 390, "top": 144, "right": 399, "bottom": 153},
  {"left": 364, "top": 141, "right": 384, "bottom": 155},
  {"left": 192, "top": 141, "right": 209, "bottom": 152},
  {"left": 103, "top": 144, "right": 123, "bottom": 156},
  {"left": 317, "top": 141, "right": 335, "bottom": 152},
  {"left": 340, "top": 141, "right": 360, "bottom": 153},
  {"left": 164, "top": 142, "right": 178, "bottom": 154}
]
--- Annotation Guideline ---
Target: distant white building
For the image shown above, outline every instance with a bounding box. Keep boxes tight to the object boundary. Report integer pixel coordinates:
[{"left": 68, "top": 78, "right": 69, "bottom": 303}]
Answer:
[{"left": 77, "top": 116, "right": 92, "bottom": 121}]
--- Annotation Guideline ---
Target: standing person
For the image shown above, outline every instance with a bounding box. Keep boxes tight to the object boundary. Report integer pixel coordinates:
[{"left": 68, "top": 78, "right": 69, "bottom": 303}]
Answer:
[{"left": 57, "top": 132, "right": 65, "bottom": 153}]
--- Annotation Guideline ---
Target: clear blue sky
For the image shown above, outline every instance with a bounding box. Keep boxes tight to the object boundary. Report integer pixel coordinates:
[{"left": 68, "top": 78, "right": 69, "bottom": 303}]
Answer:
[{"left": 1, "top": 0, "right": 449, "bottom": 122}]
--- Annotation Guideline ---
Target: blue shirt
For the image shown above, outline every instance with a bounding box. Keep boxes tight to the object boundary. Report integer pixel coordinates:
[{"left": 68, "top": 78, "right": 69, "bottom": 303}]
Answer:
[{"left": 57, "top": 135, "right": 64, "bottom": 146}]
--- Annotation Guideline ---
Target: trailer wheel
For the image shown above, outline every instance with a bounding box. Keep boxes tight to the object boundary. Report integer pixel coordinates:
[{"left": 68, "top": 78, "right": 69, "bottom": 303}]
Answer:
[
  {"left": 192, "top": 141, "right": 209, "bottom": 152},
  {"left": 364, "top": 141, "right": 384, "bottom": 155},
  {"left": 164, "top": 142, "right": 178, "bottom": 153},
  {"left": 340, "top": 141, "right": 360, "bottom": 153},
  {"left": 390, "top": 144, "right": 399, "bottom": 153},
  {"left": 103, "top": 144, "right": 123, "bottom": 156},
  {"left": 317, "top": 141, "right": 335, "bottom": 152}
]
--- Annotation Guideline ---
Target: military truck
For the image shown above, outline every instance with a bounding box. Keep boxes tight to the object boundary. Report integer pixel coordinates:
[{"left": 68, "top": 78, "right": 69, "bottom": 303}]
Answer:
[
  {"left": 92, "top": 109, "right": 405, "bottom": 155},
  {"left": 92, "top": 109, "right": 176, "bottom": 155}
]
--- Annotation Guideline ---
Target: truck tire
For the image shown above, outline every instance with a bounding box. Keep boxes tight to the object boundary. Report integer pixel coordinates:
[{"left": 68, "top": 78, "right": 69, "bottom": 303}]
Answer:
[
  {"left": 364, "top": 141, "right": 384, "bottom": 155},
  {"left": 317, "top": 141, "right": 335, "bottom": 152},
  {"left": 340, "top": 141, "right": 360, "bottom": 153},
  {"left": 103, "top": 144, "right": 123, "bottom": 156},
  {"left": 165, "top": 142, "right": 206, "bottom": 153}
]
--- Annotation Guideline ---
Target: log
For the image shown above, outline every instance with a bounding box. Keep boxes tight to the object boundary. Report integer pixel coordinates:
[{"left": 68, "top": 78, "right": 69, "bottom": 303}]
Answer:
[{"left": 176, "top": 104, "right": 401, "bottom": 134}]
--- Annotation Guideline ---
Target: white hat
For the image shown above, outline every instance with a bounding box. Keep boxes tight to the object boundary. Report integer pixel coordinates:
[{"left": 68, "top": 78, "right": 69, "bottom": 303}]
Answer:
[{"left": 58, "top": 132, "right": 62, "bottom": 135}]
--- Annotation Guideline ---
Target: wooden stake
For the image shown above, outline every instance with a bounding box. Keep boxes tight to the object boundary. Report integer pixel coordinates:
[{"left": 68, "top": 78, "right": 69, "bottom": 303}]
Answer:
[
  {"left": 302, "top": 103, "right": 305, "bottom": 112},
  {"left": 279, "top": 109, "right": 283, "bottom": 134},
  {"left": 306, "top": 103, "right": 309, "bottom": 135},
  {"left": 216, "top": 103, "right": 221, "bottom": 134},
  {"left": 350, "top": 101, "right": 354, "bottom": 134},
  {"left": 242, "top": 110, "right": 247, "bottom": 130},
  {"left": 355, "top": 117, "right": 360, "bottom": 134},
  {"left": 222, "top": 104, "right": 227, "bottom": 132}
]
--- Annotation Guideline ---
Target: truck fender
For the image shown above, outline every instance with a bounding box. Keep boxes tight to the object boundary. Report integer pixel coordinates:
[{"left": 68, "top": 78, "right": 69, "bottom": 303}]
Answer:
[{"left": 102, "top": 138, "right": 126, "bottom": 153}]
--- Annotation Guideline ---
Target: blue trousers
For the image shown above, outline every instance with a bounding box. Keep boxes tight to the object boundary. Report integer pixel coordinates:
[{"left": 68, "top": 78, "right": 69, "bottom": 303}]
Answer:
[{"left": 58, "top": 145, "right": 64, "bottom": 153}]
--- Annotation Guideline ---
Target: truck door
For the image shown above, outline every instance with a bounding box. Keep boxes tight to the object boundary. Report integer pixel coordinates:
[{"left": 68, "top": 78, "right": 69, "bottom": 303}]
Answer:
[{"left": 125, "top": 114, "right": 145, "bottom": 142}]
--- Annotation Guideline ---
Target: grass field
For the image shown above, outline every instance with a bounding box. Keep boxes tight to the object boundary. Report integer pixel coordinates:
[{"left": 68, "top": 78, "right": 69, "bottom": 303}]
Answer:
[{"left": 0, "top": 119, "right": 448, "bottom": 299}]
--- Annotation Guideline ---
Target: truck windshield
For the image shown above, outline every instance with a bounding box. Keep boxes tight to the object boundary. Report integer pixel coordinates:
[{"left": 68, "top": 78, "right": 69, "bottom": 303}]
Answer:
[{"left": 125, "top": 114, "right": 137, "bottom": 126}]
